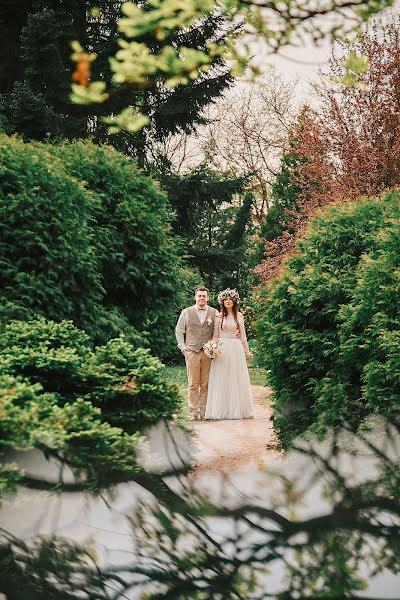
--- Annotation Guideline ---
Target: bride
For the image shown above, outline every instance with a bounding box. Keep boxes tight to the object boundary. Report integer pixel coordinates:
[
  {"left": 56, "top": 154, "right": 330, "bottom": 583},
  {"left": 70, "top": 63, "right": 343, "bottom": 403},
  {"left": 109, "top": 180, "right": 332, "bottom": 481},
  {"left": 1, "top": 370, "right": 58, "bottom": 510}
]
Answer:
[{"left": 205, "top": 288, "right": 253, "bottom": 420}]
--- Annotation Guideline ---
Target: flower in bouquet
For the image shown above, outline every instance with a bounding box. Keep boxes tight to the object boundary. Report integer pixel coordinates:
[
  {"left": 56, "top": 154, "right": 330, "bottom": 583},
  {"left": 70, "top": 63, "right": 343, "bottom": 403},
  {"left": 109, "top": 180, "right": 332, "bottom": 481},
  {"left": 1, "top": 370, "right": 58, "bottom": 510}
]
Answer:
[{"left": 203, "top": 339, "right": 223, "bottom": 359}]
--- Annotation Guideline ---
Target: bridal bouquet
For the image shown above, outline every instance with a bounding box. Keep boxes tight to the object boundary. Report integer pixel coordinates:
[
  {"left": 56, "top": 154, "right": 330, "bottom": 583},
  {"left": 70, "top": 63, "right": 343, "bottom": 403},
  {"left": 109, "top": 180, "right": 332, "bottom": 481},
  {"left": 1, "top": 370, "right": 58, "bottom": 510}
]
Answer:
[{"left": 203, "top": 339, "right": 223, "bottom": 359}]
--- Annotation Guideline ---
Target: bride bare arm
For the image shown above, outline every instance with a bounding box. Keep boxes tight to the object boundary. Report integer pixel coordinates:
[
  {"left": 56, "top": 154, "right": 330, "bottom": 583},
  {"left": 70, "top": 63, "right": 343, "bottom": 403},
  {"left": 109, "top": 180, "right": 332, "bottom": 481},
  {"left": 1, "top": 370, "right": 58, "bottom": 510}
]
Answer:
[
  {"left": 239, "top": 313, "right": 253, "bottom": 359},
  {"left": 212, "top": 313, "right": 221, "bottom": 341}
]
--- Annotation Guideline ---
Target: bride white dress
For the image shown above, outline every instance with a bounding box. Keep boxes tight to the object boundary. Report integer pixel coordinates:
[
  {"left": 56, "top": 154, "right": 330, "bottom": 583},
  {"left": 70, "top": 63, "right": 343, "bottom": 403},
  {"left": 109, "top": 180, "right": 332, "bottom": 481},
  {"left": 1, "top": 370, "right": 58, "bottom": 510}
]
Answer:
[{"left": 205, "top": 312, "right": 253, "bottom": 420}]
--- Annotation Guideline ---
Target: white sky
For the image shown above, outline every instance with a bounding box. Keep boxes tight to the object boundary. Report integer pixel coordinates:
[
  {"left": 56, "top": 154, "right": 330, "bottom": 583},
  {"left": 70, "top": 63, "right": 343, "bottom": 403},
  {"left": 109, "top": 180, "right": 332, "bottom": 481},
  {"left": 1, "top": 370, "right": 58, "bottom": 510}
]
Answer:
[
  {"left": 260, "top": 43, "right": 331, "bottom": 106},
  {"left": 164, "top": 5, "right": 400, "bottom": 172},
  {"left": 252, "top": 4, "right": 400, "bottom": 105}
]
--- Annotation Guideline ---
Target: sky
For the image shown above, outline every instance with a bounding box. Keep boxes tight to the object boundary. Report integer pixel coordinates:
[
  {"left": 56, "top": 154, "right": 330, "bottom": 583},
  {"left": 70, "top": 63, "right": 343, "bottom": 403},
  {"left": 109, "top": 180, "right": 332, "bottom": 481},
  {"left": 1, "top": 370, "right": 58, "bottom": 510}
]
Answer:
[
  {"left": 166, "top": 5, "right": 399, "bottom": 171},
  {"left": 263, "top": 43, "right": 332, "bottom": 105},
  {"left": 255, "top": 5, "right": 399, "bottom": 105}
]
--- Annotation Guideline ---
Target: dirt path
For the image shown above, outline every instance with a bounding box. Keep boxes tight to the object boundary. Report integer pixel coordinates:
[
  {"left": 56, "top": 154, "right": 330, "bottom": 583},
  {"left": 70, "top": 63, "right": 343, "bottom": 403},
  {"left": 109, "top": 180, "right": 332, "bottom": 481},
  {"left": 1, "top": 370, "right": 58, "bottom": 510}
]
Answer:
[{"left": 192, "top": 385, "right": 277, "bottom": 473}]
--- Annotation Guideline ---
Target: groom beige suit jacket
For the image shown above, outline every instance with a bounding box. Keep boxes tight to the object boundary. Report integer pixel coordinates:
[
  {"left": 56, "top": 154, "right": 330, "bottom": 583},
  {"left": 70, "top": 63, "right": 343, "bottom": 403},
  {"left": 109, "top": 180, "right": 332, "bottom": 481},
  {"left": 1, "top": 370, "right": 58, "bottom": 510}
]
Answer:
[{"left": 175, "top": 305, "right": 218, "bottom": 418}]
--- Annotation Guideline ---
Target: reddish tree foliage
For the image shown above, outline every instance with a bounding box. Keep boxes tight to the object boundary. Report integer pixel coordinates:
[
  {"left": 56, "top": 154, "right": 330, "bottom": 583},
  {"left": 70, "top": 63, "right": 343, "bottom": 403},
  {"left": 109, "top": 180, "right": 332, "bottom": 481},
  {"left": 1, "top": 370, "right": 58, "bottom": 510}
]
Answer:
[
  {"left": 255, "top": 106, "right": 333, "bottom": 281},
  {"left": 326, "top": 19, "right": 400, "bottom": 199},
  {"left": 256, "top": 17, "right": 400, "bottom": 283}
]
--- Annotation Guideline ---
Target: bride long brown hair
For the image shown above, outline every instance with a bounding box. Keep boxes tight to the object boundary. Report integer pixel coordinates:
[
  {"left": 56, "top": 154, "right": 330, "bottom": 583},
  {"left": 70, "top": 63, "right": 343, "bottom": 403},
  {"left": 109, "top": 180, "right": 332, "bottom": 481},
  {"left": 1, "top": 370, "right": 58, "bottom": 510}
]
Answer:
[{"left": 220, "top": 296, "right": 240, "bottom": 333}]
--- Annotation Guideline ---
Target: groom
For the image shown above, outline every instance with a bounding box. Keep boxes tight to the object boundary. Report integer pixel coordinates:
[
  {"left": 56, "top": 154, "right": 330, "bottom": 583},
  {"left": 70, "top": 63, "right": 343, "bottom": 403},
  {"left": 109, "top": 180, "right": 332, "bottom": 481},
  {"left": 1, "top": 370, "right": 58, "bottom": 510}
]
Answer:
[{"left": 175, "top": 286, "right": 219, "bottom": 420}]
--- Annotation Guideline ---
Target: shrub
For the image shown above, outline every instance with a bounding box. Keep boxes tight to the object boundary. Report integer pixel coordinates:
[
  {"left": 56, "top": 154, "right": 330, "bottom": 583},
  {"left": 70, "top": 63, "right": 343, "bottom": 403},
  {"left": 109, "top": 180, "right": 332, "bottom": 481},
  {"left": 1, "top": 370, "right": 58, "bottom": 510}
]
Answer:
[
  {"left": 0, "top": 318, "right": 182, "bottom": 431},
  {"left": 0, "top": 135, "right": 193, "bottom": 356},
  {"left": 53, "top": 140, "right": 191, "bottom": 356},
  {"left": 0, "top": 318, "right": 91, "bottom": 395},
  {"left": 0, "top": 134, "right": 104, "bottom": 334},
  {"left": 77, "top": 335, "right": 182, "bottom": 430},
  {"left": 0, "top": 375, "right": 141, "bottom": 493},
  {"left": 258, "top": 190, "right": 400, "bottom": 447},
  {"left": 0, "top": 318, "right": 183, "bottom": 499}
]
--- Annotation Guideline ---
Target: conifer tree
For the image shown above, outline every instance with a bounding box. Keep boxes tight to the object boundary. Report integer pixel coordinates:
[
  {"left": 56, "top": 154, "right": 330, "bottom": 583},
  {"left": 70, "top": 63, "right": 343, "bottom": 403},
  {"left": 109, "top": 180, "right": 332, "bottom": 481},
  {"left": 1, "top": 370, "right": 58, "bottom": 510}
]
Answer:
[
  {"left": 0, "top": 1, "right": 234, "bottom": 160},
  {"left": 157, "top": 160, "right": 251, "bottom": 289}
]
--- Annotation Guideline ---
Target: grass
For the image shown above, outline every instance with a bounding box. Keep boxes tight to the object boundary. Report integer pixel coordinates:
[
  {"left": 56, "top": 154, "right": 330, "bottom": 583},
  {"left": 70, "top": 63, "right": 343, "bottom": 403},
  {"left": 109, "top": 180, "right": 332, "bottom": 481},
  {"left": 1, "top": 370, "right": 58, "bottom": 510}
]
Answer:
[{"left": 161, "top": 364, "right": 269, "bottom": 390}]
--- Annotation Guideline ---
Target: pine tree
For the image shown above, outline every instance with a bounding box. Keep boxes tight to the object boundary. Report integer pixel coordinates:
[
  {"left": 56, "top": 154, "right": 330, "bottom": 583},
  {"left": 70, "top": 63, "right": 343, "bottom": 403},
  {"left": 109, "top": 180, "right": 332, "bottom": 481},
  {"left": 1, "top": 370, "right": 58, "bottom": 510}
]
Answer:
[
  {"left": 0, "top": 1, "right": 88, "bottom": 139},
  {"left": 0, "top": 1, "right": 234, "bottom": 155},
  {"left": 260, "top": 147, "right": 305, "bottom": 244},
  {"left": 157, "top": 160, "right": 251, "bottom": 290}
]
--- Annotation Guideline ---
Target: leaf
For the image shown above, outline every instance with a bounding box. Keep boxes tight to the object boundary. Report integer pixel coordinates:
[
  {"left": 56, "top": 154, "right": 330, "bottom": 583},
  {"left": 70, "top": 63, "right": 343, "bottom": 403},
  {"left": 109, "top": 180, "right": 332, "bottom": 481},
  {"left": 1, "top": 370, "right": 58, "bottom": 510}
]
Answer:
[{"left": 344, "top": 51, "right": 370, "bottom": 74}]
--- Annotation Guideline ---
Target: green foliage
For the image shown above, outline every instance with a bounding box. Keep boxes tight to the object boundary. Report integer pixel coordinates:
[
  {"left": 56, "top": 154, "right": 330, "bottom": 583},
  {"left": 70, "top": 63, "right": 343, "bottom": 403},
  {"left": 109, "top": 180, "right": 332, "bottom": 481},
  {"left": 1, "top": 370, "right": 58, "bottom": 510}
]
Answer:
[
  {"left": 0, "top": 134, "right": 192, "bottom": 357},
  {"left": 258, "top": 190, "right": 400, "bottom": 446},
  {"left": 65, "top": 1, "right": 395, "bottom": 134},
  {"left": 0, "top": 134, "right": 104, "bottom": 335},
  {"left": 0, "top": 318, "right": 90, "bottom": 394},
  {"left": 54, "top": 139, "right": 191, "bottom": 356},
  {"left": 259, "top": 148, "right": 306, "bottom": 255},
  {"left": 0, "top": 464, "right": 22, "bottom": 500},
  {"left": 0, "top": 317, "right": 183, "bottom": 498},
  {"left": 156, "top": 160, "right": 252, "bottom": 291},
  {"left": 0, "top": 1, "right": 234, "bottom": 165},
  {"left": 0, "top": 374, "right": 141, "bottom": 493},
  {"left": 0, "top": 5, "right": 85, "bottom": 140},
  {"left": 1, "top": 1, "right": 393, "bottom": 143},
  {"left": 85, "top": 341, "right": 182, "bottom": 431},
  {"left": 0, "top": 318, "right": 182, "bottom": 432}
]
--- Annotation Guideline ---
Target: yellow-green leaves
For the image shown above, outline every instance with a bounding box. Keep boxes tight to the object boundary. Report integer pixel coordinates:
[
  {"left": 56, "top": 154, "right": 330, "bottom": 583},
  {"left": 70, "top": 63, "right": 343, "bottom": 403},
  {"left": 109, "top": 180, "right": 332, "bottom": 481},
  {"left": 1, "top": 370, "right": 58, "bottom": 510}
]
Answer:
[
  {"left": 69, "top": 0, "right": 392, "bottom": 132},
  {"left": 344, "top": 51, "right": 370, "bottom": 74},
  {"left": 71, "top": 82, "right": 109, "bottom": 104},
  {"left": 103, "top": 107, "right": 150, "bottom": 133},
  {"left": 331, "top": 51, "right": 370, "bottom": 88},
  {"left": 119, "top": 0, "right": 214, "bottom": 39},
  {"left": 110, "top": 41, "right": 215, "bottom": 87},
  {"left": 111, "top": 41, "right": 158, "bottom": 85},
  {"left": 70, "top": 0, "right": 222, "bottom": 131}
]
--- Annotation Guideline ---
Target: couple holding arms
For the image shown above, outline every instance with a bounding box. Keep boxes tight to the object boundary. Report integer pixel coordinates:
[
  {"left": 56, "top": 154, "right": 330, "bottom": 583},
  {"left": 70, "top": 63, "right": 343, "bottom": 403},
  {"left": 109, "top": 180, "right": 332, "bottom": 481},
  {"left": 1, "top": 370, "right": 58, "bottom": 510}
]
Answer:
[{"left": 175, "top": 286, "right": 253, "bottom": 421}]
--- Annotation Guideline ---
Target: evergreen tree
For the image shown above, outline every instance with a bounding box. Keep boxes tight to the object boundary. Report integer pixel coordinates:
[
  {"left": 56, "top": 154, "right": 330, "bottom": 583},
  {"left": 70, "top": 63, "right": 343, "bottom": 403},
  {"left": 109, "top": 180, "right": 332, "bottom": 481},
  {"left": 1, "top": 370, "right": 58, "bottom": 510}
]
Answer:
[
  {"left": 0, "top": 1, "right": 234, "bottom": 160},
  {"left": 157, "top": 160, "right": 252, "bottom": 291},
  {"left": 0, "top": 134, "right": 192, "bottom": 357},
  {"left": 0, "top": 1, "right": 88, "bottom": 139},
  {"left": 260, "top": 147, "right": 304, "bottom": 243}
]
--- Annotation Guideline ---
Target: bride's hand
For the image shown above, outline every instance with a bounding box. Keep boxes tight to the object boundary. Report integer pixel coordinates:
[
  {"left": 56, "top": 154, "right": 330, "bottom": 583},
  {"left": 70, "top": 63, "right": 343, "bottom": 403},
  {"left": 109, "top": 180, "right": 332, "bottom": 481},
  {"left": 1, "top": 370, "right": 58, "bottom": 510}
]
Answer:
[{"left": 246, "top": 351, "right": 254, "bottom": 360}]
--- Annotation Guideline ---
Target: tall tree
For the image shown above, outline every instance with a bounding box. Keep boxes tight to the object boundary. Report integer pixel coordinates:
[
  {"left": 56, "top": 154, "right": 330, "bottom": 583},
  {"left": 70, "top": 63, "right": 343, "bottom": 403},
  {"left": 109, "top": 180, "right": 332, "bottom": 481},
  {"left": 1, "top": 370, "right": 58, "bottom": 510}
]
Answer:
[
  {"left": 0, "top": 1, "right": 92, "bottom": 138},
  {"left": 203, "top": 73, "right": 297, "bottom": 221},
  {"left": 255, "top": 107, "right": 332, "bottom": 282},
  {"left": 0, "top": 1, "right": 235, "bottom": 162},
  {"left": 318, "top": 17, "right": 400, "bottom": 199},
  {"left": 256, "top": 17, "right": 400, "bottom": 284},
  {"left": 156, "top": 160, "right": 252, "bottom": 290}
]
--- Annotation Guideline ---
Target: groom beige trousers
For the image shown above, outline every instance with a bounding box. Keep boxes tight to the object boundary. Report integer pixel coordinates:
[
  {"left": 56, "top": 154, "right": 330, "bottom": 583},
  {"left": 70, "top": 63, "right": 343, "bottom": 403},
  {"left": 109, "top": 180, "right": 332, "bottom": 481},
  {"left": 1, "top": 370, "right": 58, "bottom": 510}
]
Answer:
[{"left": 185, "top": 349, "right": 211, "bottom": 418}]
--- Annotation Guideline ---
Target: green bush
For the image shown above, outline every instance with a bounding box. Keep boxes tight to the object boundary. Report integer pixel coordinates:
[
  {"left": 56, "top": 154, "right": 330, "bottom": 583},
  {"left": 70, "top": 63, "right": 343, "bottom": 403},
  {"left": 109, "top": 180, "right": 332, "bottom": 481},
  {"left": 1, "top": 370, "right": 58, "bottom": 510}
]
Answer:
[
  {"left": 84, "top": 338, "right": 182, "bottom": 431},
  {"left": 0, "top": 134, "right": 104, "bottom": 334},
  {"left": 0, "top": 375, "right": 141, "bottom": 493},
  {"left": 0, "top": 134, "right": 194, "bottom": 357},
  {"left": 258, "top": 190, "right": 400, "bottom": 447},
  {"left": 53, "top": 140, "right": 191, "bottom": 356},
  {"left": 0, "top": 318, "right": 91, "bottom": 396},
  {"left": 0, "top": 318, "right": 182, "bottom": 432},
  {"left": 0, "top": 318, "right": 183, "bottom": 499}
]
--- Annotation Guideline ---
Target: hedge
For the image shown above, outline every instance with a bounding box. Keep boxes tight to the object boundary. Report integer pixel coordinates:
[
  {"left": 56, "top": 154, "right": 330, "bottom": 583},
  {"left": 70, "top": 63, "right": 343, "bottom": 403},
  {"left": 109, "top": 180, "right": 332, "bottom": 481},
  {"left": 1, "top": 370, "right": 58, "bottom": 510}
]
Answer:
[{"left": 258, "top": 190, "right": 400, "bottom": 447}]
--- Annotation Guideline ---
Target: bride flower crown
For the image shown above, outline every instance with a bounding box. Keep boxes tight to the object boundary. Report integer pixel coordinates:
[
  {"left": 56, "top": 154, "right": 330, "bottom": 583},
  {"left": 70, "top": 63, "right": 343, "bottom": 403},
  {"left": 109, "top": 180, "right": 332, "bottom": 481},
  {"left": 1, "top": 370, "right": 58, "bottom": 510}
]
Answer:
[{"left": 217, "top": 287, "right": 240, "bottom": 304}]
